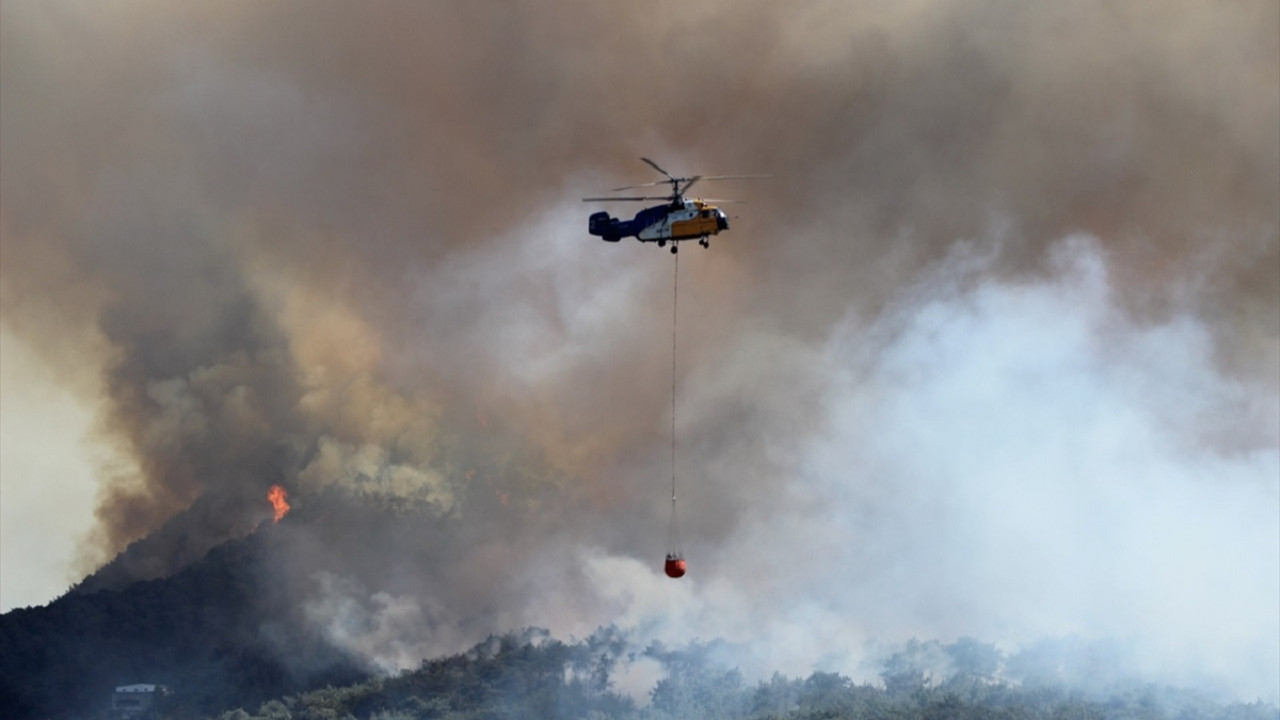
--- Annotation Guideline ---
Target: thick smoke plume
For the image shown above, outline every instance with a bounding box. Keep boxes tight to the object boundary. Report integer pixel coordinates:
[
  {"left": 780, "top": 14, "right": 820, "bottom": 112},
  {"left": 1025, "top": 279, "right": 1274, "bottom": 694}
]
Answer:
[{"left": 2, "top": 0, "right": 1276, "bottom": 702}]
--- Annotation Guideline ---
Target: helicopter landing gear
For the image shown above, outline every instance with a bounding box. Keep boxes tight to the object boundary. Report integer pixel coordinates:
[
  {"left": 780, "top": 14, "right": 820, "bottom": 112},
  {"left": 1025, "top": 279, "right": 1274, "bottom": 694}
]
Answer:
[
  {"left": 670, "top": 244, "right": 678, "bottom": 254},
  {"left": 657, "top": 239, "right": 666, "bottom": 248},
  {"left": 699, "top": 235, "right": 710, "bottom": 249}
]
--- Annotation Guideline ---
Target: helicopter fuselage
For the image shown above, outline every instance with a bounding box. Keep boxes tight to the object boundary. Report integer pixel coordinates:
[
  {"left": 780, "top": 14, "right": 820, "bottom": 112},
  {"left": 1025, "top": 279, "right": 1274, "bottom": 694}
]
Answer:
[{"left": 589, "top": 199, "right": 729, "bottom": 246}]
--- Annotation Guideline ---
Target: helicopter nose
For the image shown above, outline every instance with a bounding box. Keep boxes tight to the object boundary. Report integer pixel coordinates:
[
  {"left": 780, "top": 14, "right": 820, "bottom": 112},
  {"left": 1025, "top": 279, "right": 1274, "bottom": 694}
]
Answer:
[{"left": 717, "top": 210, "right": 729, "bottom": 231}]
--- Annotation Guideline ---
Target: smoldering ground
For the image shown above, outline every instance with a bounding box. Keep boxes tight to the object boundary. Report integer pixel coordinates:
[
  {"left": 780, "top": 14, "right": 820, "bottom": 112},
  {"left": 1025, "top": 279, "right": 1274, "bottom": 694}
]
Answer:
[{"left": 1, "top": 0, "right": 1276, "bottom": 703}]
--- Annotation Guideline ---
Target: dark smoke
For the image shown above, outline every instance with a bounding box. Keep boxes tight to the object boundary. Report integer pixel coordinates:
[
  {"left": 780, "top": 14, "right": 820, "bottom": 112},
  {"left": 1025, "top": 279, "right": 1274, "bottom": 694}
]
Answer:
[{"left": 2, "top": 0, "right": 1276, "bottom": 701}]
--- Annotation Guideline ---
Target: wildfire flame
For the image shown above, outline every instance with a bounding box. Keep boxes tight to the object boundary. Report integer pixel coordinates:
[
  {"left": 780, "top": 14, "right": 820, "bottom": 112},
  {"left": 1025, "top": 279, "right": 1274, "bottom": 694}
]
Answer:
[{"left": 267, "top": 485, "right": 290, "bottom": 523}]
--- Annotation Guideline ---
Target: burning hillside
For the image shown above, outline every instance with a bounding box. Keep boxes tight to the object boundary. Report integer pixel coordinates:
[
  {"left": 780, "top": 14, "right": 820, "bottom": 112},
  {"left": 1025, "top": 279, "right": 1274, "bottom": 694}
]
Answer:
[{"left": 4, "top": 474, "right": 575, "bottom": 718}]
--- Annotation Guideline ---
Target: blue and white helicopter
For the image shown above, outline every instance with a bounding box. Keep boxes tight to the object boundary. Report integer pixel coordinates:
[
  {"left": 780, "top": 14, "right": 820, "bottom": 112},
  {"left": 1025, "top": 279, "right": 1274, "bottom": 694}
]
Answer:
[{"left": 585, "top": 158, "right": 766, "bottom": 253}]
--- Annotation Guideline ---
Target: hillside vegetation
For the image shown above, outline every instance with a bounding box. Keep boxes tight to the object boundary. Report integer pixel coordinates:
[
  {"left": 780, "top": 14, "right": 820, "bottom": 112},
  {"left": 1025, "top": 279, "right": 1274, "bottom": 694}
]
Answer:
[{"left": 214, "top": 629, "right": 1278, "bottom": 720}]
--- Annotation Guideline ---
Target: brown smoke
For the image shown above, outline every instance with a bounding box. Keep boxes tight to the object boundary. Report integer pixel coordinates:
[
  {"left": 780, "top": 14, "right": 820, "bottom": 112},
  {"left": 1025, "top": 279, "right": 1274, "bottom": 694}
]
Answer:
[{"left": 2, "top": 0, "right": 1276, "bottom": 695}]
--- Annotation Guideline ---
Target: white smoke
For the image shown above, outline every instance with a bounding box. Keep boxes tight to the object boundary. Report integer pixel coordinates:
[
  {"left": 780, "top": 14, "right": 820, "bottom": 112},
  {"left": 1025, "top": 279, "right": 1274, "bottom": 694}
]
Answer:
[
  {"left": 304, "top": 571, "right": 449, "bottom": 674},
  {"left": 504, "top": 235, "right": 1280, "bottom": 701}
]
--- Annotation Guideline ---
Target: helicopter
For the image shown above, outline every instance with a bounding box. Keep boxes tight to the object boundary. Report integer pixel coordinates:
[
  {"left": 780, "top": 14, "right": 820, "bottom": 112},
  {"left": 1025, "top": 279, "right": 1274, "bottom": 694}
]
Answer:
[{"left": 584, "top": 158, "right": 767, "bottom": 253}]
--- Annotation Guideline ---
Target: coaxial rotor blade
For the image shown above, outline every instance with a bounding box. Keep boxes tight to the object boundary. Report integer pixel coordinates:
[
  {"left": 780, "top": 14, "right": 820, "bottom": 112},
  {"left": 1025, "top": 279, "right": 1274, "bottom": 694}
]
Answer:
[
  {"left": 610, "top": 181, "right": 673, "bottom": 191},
  {"left": 696, "top": 174, "right": 772, "bottom": 181},
  {"left": 641, "top": 157, "right": 674, "bottom": 179},
  {"left": 592, "top": 162, "right": 767, "bottom": 202},
  {"left": 583, "top": 196, "right": 671, "bottom": 202}
]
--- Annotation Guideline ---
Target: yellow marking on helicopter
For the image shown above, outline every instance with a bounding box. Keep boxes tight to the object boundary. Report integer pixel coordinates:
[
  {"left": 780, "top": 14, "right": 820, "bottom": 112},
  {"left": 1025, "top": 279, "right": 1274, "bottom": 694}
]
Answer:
[{"left": 670, "top": 204, "right": 723, "bottom": 239}]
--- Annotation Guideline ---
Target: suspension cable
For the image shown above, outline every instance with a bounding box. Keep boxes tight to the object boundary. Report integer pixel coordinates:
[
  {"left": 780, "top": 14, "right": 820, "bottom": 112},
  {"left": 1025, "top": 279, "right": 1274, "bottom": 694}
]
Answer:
[{"left": 668, "top": 251, "right": 681, "bottom": 556}]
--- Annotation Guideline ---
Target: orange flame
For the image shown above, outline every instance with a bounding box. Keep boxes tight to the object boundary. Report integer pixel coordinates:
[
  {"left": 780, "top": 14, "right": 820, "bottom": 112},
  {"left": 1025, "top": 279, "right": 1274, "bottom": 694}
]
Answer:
[{"left": 267, "top": 485, "right": 290, "bottom": 523}]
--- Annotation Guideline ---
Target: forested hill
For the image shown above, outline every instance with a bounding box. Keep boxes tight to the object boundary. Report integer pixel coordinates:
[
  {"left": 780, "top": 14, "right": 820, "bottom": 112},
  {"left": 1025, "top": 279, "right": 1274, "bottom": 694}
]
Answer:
[
  {"left": 215, "top": 629, "right": 1277, "bottom": 720},
  {"left": 0, "top": 521, "right": 369, "bottom": 719}
]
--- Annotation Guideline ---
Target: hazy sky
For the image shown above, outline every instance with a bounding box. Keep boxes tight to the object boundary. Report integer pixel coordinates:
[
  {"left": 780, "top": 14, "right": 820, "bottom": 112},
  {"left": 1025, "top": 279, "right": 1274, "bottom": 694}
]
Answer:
[{"left": 2, "top": 0, "right": 1277, "bottom": 701}]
